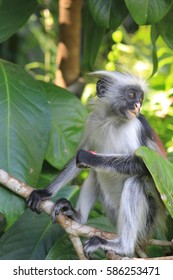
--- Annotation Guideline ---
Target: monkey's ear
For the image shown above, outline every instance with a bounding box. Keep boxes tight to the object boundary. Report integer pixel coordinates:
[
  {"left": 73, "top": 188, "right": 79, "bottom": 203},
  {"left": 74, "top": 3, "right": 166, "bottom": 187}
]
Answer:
[{"left": 96, "top": 79, "right": 106, "bottom": 97}]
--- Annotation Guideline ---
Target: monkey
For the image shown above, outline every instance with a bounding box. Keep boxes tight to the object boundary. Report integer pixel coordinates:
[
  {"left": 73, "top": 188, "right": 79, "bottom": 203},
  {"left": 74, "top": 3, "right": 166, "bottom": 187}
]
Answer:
[{"left": 27, "top": 71, "right": 166, "bottom": 257}]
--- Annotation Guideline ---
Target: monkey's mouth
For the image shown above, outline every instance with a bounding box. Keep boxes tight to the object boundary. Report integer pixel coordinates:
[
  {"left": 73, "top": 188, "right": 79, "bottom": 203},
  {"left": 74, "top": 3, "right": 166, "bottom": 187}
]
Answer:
[{"left": 127, "top": 108, "right": 139, "bottom": 119}]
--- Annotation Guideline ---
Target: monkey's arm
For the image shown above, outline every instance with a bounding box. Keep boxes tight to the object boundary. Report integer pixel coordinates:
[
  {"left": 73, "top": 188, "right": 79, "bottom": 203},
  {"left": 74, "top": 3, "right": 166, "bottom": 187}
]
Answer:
[
  {"left": 51, "top": 170, "right": 99, "bottom": 223},
  {"left": 27, "top": 156, "right": 80, "bottom": 212},
  {"left": 76, "top": 149, "right": 149, "bottom": 176}
]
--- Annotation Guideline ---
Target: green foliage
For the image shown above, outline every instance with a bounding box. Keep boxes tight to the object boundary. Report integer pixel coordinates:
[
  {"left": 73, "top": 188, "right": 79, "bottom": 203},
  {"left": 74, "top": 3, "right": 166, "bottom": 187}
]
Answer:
[
  {"left": 0, "top": 185, "right": 79, "bottom": 260},
  {"left": 42, "top": 82, "right": 87, "bottom": 169},
  {"left": 0, "top": 0, "right": 173, "bottom": 260},
  {"left": 84, "top": 0, "right": 173, "bottom": 74},
  {"left": 0, "top": 0, "right": 38, "bottom": 43},
  {"left": 124, "top": 0, "right": 173, "bottom": 25},
  {"left": 82, "top": 4, "right": 106, "bottom": 70},
  {"left": 136, "top": 147, "right": 173, "bottom": 219},
  {"left": 87, "top": 0, "right": 128, "bottom": 29},
  {"left": 46, "top": 234, "right": 79, "bottom": 260},
  {"left": 0, "top": 60, "right": 86, "bottom": 230},
  {"left": 0, "top": 59, "right": 51, "bottom": 228},
  {"left": 156, "top": 5, "right": 173, "bottom": 49}
]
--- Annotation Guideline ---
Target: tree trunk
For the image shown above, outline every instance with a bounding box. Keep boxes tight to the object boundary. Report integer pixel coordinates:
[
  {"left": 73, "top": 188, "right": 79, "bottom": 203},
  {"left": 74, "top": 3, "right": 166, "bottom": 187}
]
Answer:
[{"left": 55, "top": 0, "right": 83, "bottom": 88}]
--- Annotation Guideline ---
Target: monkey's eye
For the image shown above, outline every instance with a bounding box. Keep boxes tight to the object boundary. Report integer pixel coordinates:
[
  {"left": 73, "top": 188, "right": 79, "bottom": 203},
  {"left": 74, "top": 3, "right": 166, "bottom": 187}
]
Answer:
[
  {"left": 129, "top": 92, "right": 135, "bottom": 99},
  {"left": 139, "top": 97, "right": 143, "bottom": 103}
]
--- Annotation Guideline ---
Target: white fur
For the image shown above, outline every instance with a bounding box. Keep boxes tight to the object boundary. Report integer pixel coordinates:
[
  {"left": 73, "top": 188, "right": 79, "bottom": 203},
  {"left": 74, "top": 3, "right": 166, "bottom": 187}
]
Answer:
[
  {"left": 76, "top": 170, "right": 98, "bottom": 224},
  {"left": 81, "top": 106, "right": 144, "bottom": 228},
  {"left": 91, "top": 70, "right": 148, "bottom": 93},
  {"left": 76, "top": 71, "right": 161, "bottom": 256}
]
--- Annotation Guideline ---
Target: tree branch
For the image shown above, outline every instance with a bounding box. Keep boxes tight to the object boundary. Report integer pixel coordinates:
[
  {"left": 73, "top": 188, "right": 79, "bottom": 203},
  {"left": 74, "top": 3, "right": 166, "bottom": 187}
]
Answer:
[
  {"left": 0, "top": 168, "right": 173, "bottom": 260},
  {"left": 0, "top": 168, "right": 116, "bottom": 259}
]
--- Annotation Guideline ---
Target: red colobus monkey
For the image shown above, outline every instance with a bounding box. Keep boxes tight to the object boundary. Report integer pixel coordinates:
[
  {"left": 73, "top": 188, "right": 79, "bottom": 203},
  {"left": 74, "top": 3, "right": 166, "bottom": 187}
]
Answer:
[{"left": 27, "top": 71, "right": 166, "bottom": 257}]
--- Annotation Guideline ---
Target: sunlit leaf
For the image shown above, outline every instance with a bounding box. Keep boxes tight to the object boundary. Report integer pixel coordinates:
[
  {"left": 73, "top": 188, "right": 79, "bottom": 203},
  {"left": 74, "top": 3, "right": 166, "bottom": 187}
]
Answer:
[{"left": 136, "top": 146, "right": 173, "bottom": 219}]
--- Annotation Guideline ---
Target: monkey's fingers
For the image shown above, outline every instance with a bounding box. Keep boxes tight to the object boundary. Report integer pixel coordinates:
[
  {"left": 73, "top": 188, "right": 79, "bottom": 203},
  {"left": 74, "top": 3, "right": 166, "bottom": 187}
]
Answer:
[
  {"left": 27, "top": 190, "right": 42, "bottom": 213},
  {"left": 27, "top": 189, "right": 50, "bottom": 213}
]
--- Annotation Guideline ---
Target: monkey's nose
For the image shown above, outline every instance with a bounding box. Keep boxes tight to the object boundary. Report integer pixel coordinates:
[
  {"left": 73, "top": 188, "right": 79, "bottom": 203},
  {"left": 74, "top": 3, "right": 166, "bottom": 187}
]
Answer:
[{"left": 134, "top": 102, "right": 141, "bottom": 109}]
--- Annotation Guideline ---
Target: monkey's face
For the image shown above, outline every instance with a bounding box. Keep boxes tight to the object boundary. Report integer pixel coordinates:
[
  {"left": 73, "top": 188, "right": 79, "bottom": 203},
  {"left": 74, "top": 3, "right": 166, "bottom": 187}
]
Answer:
[
  {"left": 96, "top": 73, "right": 145, "bottom": 121},
  {"left": 123, "top": 86, "right": 144, "bottom": 119},
  {"left": 110, "top": 85, "right": 144, "bottom": 120}
]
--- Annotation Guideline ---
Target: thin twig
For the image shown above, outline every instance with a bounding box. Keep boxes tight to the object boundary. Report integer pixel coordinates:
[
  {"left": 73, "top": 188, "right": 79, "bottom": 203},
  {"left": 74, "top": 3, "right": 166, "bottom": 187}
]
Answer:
[
  {"left": 148, "top": 239, "right": 173, "bottom": 246},
  {"left": 69, "top": 235, "right": 87, "bottom": 260}
]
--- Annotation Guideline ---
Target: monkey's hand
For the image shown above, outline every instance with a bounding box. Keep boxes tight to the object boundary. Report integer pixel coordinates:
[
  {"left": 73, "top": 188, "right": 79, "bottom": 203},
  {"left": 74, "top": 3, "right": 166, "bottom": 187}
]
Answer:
[
  {"left": 27, "top": 189, "right": 50, "bottom": 213},
  {"left": 51, "top": 198, "right": 81, "bottom": 223},
  {"left": 76, "top": 149, "right": 96, "bottom": 168}
]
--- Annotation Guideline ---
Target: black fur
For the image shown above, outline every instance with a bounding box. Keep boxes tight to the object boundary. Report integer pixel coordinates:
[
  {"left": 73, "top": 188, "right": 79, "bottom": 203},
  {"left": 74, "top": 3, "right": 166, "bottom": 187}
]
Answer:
[
  {"left": 27, "top": 189, "right": 51, "bottom": 213},
  {"left": 51, "top": 198, "right": 81, "bottom": 223},
  {"left": 76, "top": 149, "right": 149, "bottom": 176},
  {"left": 138, "top": 114, "right": 154, "bottom": 145}
]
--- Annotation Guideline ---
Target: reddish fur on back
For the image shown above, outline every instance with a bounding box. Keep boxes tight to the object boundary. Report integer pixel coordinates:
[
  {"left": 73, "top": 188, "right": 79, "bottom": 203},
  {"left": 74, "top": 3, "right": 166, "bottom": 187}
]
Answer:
[{"left": 152, "top": 130, "right": 167, "bottom": 158}]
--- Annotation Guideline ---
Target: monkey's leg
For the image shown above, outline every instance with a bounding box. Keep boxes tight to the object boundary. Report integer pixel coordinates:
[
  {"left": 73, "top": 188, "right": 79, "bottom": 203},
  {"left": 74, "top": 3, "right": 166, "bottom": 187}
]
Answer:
[
  {"left": 76, "top": 149, "right": 149, "bottom": 176},
  {"left": 84, "top": 176, "right": 153, "bottom": 257},
  {"left": 51, "top": 170, "right": 99, "bottom": 223},
  {"left": 115, "top": 176, "right": 152, "bottom": 255}
]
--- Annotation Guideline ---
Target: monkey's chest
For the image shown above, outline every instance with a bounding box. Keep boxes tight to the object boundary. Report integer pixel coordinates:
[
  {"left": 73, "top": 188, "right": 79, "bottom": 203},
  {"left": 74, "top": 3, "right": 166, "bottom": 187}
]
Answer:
[
  {"left": 91, "top": 120, "right": 141, "bottom": 154},
  {"left": 91, "top": 120, "right": 141, "bottom": 222}
]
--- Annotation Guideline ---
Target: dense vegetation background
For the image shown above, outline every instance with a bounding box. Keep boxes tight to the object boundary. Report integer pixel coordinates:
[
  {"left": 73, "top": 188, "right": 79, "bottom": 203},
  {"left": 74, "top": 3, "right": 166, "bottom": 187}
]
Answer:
[{"left": 0, "top": 0, "right": 173, "bottom": 259}]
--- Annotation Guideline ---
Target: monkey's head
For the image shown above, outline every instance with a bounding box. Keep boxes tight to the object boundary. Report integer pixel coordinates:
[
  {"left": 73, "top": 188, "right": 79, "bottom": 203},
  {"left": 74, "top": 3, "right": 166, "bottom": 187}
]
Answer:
[{"left": 94, "top": 71, "right": 147, "bottom": 120}]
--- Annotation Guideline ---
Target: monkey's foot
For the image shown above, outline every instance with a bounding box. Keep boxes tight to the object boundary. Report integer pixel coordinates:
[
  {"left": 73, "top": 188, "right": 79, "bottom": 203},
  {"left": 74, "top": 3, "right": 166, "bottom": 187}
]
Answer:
[
  {"left": 84, "top": 236, "right": 108, "bottom": 259},
  {"left": 84, "top": 236, "right": 130, "bottom": 258},
  {"left": 51, "top": 198, "right": 80, "bottom": 223}
]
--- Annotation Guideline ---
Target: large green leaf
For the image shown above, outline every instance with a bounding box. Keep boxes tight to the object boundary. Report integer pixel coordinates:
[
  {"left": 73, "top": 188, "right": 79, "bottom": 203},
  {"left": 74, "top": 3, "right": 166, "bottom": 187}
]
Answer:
[
  {"left": 41, "top": 82, "right": 87, "bottom": 170},
  {"left": 0, "top": 210, "right": 62, "bottom": 260},
  {"left": 0, "top": 60, "right": 51, "bottom": 228},
  {"left": 156, "top": 6, "right": 173, "bottom": 50},
  {"left": 125, "top": 0, "right": 173, "bottom": 25},
  {"left": 0, "top": 0, "right": 38, "bottom": 43},
  {"left": 0, "top": 185, "right": 79, "bottom": 259},
  {"left": 46, "top": 234, "right": 78, "bottom": 260},
  {"left": 136, "top": 147, "right": 173, "bottom": 219},
  {"left": 87, "top": 0, "right": 128, "bottom": 29},
  {"left": 84, "top": 0, "right": 128, "bottom": 69},
  {"left": 82, "top": 3, "right": 106, "bottom": 70}
]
